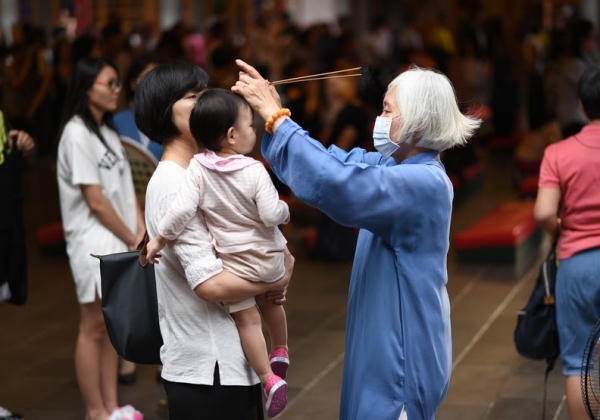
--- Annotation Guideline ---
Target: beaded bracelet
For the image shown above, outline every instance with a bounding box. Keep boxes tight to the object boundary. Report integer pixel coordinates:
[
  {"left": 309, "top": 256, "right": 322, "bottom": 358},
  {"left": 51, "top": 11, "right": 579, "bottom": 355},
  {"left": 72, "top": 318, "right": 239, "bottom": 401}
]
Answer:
[{"left": 265, "top": 108, "right": 292, "bottom": 134}]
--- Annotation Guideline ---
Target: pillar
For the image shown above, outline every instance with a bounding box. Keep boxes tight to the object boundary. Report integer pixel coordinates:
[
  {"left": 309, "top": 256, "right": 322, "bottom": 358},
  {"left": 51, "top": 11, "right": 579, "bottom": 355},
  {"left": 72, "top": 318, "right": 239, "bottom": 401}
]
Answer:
[
  {"left": 1, "top": 0, "right": 19, "bottom": 44},
  {"left": 579, "top": 0, "right": 599, "bottom": 28},
  {"left": 159, "top": 0, "right": 180, "bottom": 30}
]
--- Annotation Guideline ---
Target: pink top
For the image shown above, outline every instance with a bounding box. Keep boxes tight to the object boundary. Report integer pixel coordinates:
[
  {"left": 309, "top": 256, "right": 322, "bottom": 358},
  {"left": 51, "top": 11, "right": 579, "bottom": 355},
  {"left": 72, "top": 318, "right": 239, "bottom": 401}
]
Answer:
[
  {"left": 538, "top": 124, "right": 600, "bottom": 259},
  {"left": 157, "top": 151, "right": 289, "bottom": 254}
]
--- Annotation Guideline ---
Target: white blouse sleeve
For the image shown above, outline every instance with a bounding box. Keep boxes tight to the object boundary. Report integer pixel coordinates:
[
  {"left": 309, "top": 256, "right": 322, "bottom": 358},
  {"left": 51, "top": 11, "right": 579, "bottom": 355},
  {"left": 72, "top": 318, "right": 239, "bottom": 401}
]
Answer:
[{"left": 62, "top": 122, "right": 102, "bottom": 186}]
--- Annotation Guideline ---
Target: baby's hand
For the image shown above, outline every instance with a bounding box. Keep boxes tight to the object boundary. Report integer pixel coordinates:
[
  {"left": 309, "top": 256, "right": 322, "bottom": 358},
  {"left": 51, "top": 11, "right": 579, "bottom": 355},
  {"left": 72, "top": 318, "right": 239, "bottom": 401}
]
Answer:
[{"left": 146, "top": 236, "right": 167, "bottom": 264}]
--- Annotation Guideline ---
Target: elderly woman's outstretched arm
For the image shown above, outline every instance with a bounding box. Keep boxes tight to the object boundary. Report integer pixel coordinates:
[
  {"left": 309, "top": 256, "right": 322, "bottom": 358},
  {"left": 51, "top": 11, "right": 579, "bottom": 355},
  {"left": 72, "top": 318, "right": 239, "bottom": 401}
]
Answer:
[{"left": 232, "top": 60, "right": 448, "bottom": 242}]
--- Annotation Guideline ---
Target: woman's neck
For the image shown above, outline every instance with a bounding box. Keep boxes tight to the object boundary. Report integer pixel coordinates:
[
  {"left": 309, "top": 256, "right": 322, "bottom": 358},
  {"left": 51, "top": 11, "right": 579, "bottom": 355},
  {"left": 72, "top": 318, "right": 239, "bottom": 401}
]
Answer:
[
  {"left": 88, "top": 104, "right": 105, "bottom": 126},
  {"left": 161, "top": 136, "right": 198, "bottom": 168}
]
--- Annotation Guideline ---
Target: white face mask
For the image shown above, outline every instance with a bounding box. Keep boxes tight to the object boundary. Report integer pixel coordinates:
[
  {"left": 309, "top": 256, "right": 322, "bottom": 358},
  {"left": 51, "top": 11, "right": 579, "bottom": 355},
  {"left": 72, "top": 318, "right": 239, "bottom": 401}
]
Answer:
[{"left": 373, "top": 116, "right": 400, "bottom": 158}]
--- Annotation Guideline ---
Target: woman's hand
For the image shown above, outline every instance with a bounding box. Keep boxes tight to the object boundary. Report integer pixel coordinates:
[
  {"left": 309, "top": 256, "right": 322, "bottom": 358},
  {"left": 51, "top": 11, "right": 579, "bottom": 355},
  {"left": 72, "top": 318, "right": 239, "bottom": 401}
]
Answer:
[
  {"left": 265, "top": 247, "right": 294, "bottom": 305},
  {"left": 265, "top": 288, "right": 287, "bottom": 305},
  {"left": 8, "top": 130, "right": 35, "bottom": 157},
  {"left": 232, "top": 59, "right": 282, "bottom": 121}
]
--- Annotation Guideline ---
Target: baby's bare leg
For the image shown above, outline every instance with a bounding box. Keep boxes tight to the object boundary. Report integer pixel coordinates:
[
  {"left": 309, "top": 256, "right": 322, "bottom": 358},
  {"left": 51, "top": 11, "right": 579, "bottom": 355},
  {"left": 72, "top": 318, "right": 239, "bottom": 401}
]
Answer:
[
  {"left": 257, "top": 293, "right": 288, "bottom": 351},
  {"left": 231, "top": 306, "right": 273, "bottom": 383}
]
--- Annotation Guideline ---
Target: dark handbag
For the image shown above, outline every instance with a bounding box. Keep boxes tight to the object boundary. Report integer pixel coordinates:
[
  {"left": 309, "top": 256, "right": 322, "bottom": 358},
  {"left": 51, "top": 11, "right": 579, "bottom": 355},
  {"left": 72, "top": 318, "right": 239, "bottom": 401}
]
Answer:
[
  {"left": 514, "top": 242, "right": 559, "bottom": 419},
  {"left": 514, "top": 243, "right": 559, "bottom": 363},
  {"left": 92, "top": 232, "right": 163, "bottom": 364}
]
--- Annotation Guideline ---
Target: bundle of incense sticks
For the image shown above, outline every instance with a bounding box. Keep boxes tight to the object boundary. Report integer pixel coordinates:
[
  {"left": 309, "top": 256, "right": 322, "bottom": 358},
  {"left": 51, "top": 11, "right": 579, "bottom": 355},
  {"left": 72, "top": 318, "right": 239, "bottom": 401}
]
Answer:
[{"left": 269, "top": 67, "right": 366, "bottom": 85}]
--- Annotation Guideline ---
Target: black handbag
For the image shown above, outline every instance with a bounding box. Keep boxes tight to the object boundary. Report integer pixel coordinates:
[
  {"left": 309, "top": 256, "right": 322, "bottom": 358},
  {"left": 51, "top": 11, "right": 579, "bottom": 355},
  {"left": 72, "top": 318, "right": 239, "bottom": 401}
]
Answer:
[
  {"left": 514, "top": 242, "right": 559, "bottom": 363},
  {"left": 514, "top": 242, "right": 559, "bottom": 420},
  {"left": 92, "top": 233, "right": 163, "bottom": 364}
]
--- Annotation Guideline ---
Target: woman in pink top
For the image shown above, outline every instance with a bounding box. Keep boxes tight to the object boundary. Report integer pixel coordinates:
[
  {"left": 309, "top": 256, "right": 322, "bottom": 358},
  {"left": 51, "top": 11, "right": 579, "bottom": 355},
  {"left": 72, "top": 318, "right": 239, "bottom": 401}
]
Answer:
[
  {"left": 534, "top": 66, "right": 600, "bottom": 420},
  {"left": 146, "top": 88, "right": 290, "bottom": 418}
]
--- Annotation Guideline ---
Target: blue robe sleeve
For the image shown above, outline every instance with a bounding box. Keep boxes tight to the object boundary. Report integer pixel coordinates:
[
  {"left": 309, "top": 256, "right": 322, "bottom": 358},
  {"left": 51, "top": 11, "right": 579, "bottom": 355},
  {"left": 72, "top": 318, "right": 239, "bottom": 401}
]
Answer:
[{"left": 261, "top": 119, "right": 449, "bottom": 243}]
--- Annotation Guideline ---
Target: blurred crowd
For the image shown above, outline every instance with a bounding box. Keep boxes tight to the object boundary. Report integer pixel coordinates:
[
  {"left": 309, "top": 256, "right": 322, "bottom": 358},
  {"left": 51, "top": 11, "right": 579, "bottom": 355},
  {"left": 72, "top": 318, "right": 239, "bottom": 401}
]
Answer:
[
  {"left": 1, "top": 4, "right": 598, "bottom": 150},
  {"left": 0, "top": 3, "right": 598, "bottom": 255}
]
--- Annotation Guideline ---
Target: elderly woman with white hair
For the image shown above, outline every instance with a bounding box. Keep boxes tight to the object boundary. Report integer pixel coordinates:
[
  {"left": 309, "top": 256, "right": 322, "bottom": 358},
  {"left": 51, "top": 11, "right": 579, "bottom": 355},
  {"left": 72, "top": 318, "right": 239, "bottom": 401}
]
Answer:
[{"left": 232, "top": 60, "right": 481, "bottom": 420}]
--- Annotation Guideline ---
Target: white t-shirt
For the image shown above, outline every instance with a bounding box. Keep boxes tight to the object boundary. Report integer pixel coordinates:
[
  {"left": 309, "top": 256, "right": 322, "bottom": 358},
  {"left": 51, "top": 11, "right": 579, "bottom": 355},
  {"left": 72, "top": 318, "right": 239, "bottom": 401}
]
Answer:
[
  {"left": 56, "top": 116, "right": 137, "bottom": 303},
  {"left": 145, "top": 160, "right": 258, "bottom": 386}
]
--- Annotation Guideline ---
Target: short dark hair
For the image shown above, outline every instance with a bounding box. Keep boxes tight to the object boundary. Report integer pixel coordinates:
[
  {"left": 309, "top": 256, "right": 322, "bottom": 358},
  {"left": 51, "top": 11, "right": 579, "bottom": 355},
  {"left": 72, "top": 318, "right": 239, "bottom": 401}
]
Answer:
[
  {"left": 578, "top": 66, "right": 600, "bottom": 121},
  {"left": 134, "top": 61, "right": 209, "bottom": 144},
  {"left": 189, "top": 88, "right": 251, "bottom": 152}
]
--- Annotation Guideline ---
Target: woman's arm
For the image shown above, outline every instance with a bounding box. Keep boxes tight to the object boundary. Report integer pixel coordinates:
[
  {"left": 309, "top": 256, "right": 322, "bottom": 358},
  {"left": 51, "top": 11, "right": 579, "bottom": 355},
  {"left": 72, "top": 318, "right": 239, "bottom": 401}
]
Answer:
[
  {"left": 534, "top": 187, "right": 561, "bottom": 236},
  {"left": 134, "top": 197, "right": 146, "bottom": 244},
  {"left": 535, "top": 144, "right": 561, "bottom": 236},
  {"left": 81, "top": 184, "right": 138, "bottom": 249},
  {"left": 233, "top": 58, "right": 412, "bottom": 236},
  {"left": 194, "top": 247, "right": 294, "bottom": 303}
]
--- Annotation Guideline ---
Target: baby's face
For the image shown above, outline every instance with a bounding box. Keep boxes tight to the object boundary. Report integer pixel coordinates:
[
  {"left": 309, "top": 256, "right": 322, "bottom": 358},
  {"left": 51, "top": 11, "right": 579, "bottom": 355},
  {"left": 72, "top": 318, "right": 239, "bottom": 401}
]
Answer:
[{"left": 232, "top": 106, "right": 257, "bottom": 155}]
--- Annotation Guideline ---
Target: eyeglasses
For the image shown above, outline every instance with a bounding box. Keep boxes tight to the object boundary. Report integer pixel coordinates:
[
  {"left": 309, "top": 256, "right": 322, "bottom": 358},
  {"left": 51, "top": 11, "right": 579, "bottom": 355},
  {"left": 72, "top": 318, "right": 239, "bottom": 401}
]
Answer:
[{"left": 94, "top": 79, "right": 122, "bottom": 91}]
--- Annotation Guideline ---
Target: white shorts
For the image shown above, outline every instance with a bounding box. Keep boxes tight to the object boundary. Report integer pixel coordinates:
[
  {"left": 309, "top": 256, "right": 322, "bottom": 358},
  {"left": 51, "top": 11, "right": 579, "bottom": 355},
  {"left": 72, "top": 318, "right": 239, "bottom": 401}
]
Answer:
[{"left": 220, "top": 247, "right": 285, "bottom": 313}]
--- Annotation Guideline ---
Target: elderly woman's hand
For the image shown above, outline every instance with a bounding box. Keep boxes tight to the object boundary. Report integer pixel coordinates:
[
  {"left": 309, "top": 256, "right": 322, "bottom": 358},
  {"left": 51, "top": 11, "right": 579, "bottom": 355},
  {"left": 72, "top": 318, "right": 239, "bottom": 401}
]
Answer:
[{"left": 232, "top": 59, "right": 282, "bottom": 122}]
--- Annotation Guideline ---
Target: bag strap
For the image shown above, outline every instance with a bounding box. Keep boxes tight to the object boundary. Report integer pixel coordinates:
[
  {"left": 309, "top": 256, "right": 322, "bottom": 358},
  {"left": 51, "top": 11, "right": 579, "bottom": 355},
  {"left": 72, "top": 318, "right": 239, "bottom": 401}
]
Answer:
[
  {"left": 90, "top": 232, "right": 150, "bottom": 262},
  {"left": 137, "top": 231, "right": 150, "bottom": 267},
  {"left": 541, "top": 357, "right": 555, "bottom": 420},
  {"left": 541, "top": 239, "right": 559, "bottom": 420}
]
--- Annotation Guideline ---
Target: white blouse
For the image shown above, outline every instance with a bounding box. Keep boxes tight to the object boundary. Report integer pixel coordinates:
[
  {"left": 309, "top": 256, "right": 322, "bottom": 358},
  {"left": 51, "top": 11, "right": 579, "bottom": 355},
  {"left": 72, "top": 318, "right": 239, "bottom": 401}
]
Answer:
[{"left": 145, "top": 160, "right": 258, "bottom": 386}]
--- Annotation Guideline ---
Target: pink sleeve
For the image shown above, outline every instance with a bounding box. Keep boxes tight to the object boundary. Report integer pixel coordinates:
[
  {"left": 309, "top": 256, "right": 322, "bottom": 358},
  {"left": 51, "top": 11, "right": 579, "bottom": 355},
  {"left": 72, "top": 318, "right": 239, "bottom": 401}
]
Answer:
[
  {"left": 253, "top": 164, "right": 290, "bottom": 227},
  {"left": 157, "top": 159, "right": 203, "bottom": 240},
  {"left": 538, "top": 145, "right": 560, "bottom": 188}
]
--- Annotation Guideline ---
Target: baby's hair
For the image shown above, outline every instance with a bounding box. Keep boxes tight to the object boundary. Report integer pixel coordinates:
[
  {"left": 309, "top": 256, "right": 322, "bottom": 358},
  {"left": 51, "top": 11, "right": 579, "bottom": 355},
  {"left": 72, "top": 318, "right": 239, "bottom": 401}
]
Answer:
[{"left": 189, "top": 88, "right": 252, "bottom": 151}]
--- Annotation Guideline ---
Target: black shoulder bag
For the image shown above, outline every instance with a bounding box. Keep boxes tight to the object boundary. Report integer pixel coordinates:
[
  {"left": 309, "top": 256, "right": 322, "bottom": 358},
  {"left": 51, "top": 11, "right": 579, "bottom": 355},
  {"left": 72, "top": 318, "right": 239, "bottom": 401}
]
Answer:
[
  {"left": 92, "top": 232, "right": 163, "bottom": 364},
  {"left": 514, "top": 242, "right": 559, "bottom": 419}
]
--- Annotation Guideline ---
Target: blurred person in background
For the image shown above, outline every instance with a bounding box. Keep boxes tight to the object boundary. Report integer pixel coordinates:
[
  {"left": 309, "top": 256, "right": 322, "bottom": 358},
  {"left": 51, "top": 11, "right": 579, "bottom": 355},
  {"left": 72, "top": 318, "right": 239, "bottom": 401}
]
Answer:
[
  {"left": 56, "top": 57, "right": 145, "bottom": 420},
  {"left": 0, "top": 110, "right": 35, "bottom": 420},
  {"left": 112, "top": 51, "right": 167, "bottom": 387},
  {"left": 534, "top": 65, "right": 600, "bottom": 420},
  {"left": 114, "top": 52, "right": 166, "bottom": 163},
  {"left": 546, "top": 18, "right": 600, "bottom": 138}
]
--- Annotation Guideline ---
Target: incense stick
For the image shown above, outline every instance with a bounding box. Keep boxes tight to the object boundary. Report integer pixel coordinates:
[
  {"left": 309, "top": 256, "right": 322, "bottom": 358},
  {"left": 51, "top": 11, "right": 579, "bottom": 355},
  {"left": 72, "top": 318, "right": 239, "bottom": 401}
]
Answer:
[
  {"left": 270, "top": 74, "right": 362, "bottom": 85},
  {"left": 270, "top": 67, "right": 363, "bottom": 85}
]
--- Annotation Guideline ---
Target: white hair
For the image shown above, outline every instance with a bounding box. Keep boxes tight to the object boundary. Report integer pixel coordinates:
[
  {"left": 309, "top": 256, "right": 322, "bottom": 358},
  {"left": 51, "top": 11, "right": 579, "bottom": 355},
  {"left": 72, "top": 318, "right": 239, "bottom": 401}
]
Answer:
[{"left": 388, "top": 66, "right": 482, "bottom": 151}]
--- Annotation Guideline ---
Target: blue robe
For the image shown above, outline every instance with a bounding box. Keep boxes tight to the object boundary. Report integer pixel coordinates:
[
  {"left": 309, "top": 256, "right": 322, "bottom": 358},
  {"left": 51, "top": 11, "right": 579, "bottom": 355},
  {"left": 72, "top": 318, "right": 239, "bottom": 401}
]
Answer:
[{"left": 262, "top": 119, "right": 453, "bottom": 420}]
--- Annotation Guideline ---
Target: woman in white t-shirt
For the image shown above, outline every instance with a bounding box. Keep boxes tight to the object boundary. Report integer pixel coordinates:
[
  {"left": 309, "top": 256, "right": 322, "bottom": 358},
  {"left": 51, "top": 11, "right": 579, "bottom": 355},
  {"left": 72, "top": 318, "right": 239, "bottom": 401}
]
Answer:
[
  {"left": 134, "top": 61, "right": 293, "bottom": 420},
  {"left": 56, "top": 57, "right": 145, "bottom": 420}
]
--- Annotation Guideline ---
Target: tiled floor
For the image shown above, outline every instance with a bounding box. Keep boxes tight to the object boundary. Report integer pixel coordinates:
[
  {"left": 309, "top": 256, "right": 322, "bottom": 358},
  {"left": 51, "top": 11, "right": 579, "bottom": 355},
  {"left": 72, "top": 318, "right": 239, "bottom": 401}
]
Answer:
[{"left": 0, "top": 148, "right": 570, "bottom": 420}]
